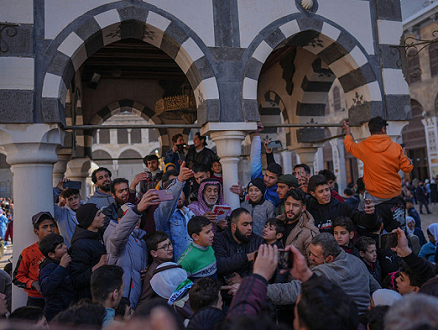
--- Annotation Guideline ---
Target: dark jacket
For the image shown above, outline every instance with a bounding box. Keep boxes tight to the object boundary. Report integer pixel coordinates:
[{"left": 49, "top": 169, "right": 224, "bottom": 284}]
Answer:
[
  {"left": 307, "top": 197, "right": 379, "bottom": 233},
  {"left": 416, "top": 185, "right": 427, "bottom": 203},
  {"left": 363, "top": 260, "right": 382, "bottom": 286},
  {"left": 227, "top": 274, "right": 267, "bottom": 320},
  {"left": 69, "top": 226, "right": 106, "bottom": 300},
  {"left": 403, "top": 251, "right": 435, "bottom": 285},
  {"left": 187, "top": 307, "right": 225, "bottom": 330},
  {"left": 212, "top": 226, "right": 264, "bottom": 278},
  {"left": 186, "top": 146, "right": 219, "bottom": 170},
  {"left": 39, "top": 258, "right": 76, "bottom": 321}
]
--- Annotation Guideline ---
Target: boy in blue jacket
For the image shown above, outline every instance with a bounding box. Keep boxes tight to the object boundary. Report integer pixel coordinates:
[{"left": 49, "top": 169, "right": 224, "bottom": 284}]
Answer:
[{"left": 38, "top": 233, "right": 76, "bottom": 322}]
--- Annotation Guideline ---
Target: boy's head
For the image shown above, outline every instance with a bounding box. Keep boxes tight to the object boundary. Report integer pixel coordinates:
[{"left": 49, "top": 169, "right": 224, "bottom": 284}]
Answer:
[
  {"left": 262, "top": 218, "right": 285, "bottom": 243},
  {"left": 343, "top": 188, "right": 354, "bottom": 198},
  {"left": 32, "top": 212, "right": 57, "bottom": 240},
  {"left": 60, "top": 189, "right": 81, "bottom": 211},
  {"left": 355, "top": 236, "right": 377, "bottom": 265},
  {"left": 189, "top": 277, "right": 222, "bottom": 313},
  {"left": 91, "top": 265, "right": 124, "bottom": 309},
  {"left": 318, "top": 169, "right": 337, "bottom": 190},
  {"left": 146, "top": 231, "right": 173, "bottom": 261},
  {"left": 188, "top": 216, "right": 214, "bottom": 247},
  {"left": 396, "top": 261, "right": 426, "bottom": 295},
  {"left": 39, "top": 233, "right": 67, "bottom": 260},
  {"left": 247, "top": 178, "right": 265, "bottom": 204},
  {"left": 308, "top": 175, "right": 331, "bottom": 205},
  {"left": 211, "top": 161, "right": 222, "bottom": 175},
  {"left": 145, "top": 154, "right": 159, "bottom": 172},
  {"left": 9, "top": 306, "right": 46, "bottom": 326},
  {"left": 404, "top": 198, "right": 414, "bottom": 209},
  {"left": 332, "top": 217, "right": 355, "bottom": 247}
]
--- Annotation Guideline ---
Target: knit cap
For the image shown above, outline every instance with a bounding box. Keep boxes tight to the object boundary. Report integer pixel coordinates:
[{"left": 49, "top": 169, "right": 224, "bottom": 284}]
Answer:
[
  {"left": 76, "top": 203, "right": 99, "bottom": 229},
  {"left": 150, "top": 262, "right": 188, "bottom": 299},
  {"left": 277, "top": 174, "right": 299, "bottom": 188},
  {"left": 248, "top": 178, "right": 266, "bottom": 195}
]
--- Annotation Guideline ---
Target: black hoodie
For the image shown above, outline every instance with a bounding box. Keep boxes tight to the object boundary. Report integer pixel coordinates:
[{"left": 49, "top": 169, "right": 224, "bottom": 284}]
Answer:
[
  {"left": 69, "top": 226, "right": 106, "bottom": 300},
  {"left": 307, "top": 197, "right": 379, "bottom": 233}
]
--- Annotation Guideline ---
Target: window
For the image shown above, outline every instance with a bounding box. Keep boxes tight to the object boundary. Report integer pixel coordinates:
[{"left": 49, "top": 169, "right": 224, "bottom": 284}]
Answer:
[
  {"left": 149, "top": 129, "right": 158, "bottom": 142},
  {"left": 333, "top": 86, "right": 341, "bottom": 111},
  {"left": 131, "top": 128, "right": 142, "bottom": 144},
  {"left": 117, "top": 129, "right": 128, "bottom": 144},
  {"left": 99, "top": 129, "right": 110, "bottom": 144},
  {"left": 429, "top": 43, "right": 438, "bottom": 77},
  {"left": 407, "top": 48, "right": 421, "bottom": 84}
]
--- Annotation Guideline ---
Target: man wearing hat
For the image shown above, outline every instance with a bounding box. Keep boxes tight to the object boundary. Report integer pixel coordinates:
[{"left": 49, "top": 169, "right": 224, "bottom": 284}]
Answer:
[
  {"left": 13, "top": 212, "right": 57, "bottom": 309},
  {"left": 343, "top": 116, "right": 414, "bottom": 232},
  {"left": 249, "top": 123, "right": 282, "bottom": 207},
  {"left": 275, "top": 174, "right": 299, "bottom": 216}
]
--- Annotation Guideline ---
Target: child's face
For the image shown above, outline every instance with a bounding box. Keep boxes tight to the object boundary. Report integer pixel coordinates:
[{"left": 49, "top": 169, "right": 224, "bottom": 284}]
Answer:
[
  {"left": 153, "top": 239, "right": 174, "bottom": 261},
  {"left": 262, "top": 223, "right": 279, "bottom": 242},
  {"left": 333, "top": 226, "right": 353, "bottom": 246},
  {"left": 194, "top": 223, "right": 214, "bottom": 247},
  {"left": 248, "top": 186, "right": 262, "bottom": 203},
  {"left": 66, "top": 194, "right": 81, "bottom": 211},
  {"left": 35, "top": 220, "right": 57, "bottom": 240},
  {"left": 211, "top": 162, "right": 222, "bottom": 174},
  {"left": 50, "top": 243, "right": 68, "bottom": 260},
  {"left": 396, "top": 271, "right": 418, "bottom": 295},
  {"left": 361, "top": 244, "right": 377, "bottom": 264}
]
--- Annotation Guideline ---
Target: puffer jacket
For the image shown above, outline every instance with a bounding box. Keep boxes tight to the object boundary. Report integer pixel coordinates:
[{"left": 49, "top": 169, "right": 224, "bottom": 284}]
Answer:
[
  {"left": 277, "top": 210, "right": 319, "bottom": 262},
  {"left": 104, "top": 206, "right": 147, "bottom": 310},
  {"left": 240, "top": 198, "right": 275, "bottom": 237},
  {"left": 69, "top": 226, "right": 106, "bottom": 300},
  {"left": 266, "top": 249, "right": 381, "bottom": 313}
]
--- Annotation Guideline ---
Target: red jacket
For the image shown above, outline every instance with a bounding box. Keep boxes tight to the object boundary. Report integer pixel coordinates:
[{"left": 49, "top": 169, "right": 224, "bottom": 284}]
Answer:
[{"left": 13, "top": 242, "right": 45, "bottom": 298}]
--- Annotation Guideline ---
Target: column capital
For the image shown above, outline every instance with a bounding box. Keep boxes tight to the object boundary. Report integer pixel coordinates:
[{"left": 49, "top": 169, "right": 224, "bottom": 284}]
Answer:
[
  {"left": 0, "top": 124, "right": 64, "bottom": 165},
  {"left": 201, "top": 122, "right": 257, "bottom": 136}
]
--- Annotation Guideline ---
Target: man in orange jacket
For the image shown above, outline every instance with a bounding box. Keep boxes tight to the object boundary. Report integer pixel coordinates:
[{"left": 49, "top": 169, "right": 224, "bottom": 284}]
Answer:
[{"left": 343, "top": 116, "right": 413, "bottom": 232}]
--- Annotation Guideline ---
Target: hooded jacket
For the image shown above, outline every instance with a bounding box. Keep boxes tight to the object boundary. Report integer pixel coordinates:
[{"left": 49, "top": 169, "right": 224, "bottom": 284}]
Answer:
[
  {"left": 187, "top": 179, "right": 230, "bottom": 222},
  {"left": 240, "top": 198, "right": 276, "bottom": 237},
  {"left": 104, "top": 206, "right": 147, "bottom": 310},
  {"left": 39, "top": 258, "right": 76, "bottom": 321},
  {"left": 344, "top": 134, "right": 413, "bottom": 199},
  {"left": 69, "top": 226, "right": 106, "bottom": 300},
  {"left": 306, "top": 197, "right": 379, "bottom": 233},
  {"left": 87, "top": 189, "right": 115, "bottom": 209},
  {"left": 277, "top": 210, "right": 319, "bottom": 261},
  {"left": 212, "top": 225, "right": 264, "bottom": 278}
]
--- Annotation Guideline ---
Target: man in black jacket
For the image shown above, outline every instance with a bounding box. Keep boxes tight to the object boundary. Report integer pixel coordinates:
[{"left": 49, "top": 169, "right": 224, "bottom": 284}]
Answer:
[
  {"left": 186, "top": 133, "right": 219, "bottom": 170},
  {"left": 212, "top": 208, "right": 263, "bottom": 280},
  {"left": 306, "top": 175, "right": 379, "bottom": 234}
]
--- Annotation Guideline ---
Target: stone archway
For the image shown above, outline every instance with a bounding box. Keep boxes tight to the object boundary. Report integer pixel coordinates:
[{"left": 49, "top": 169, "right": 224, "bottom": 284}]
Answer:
[{"left": 39, "top": 4, "right": 219, "bottom": 126}]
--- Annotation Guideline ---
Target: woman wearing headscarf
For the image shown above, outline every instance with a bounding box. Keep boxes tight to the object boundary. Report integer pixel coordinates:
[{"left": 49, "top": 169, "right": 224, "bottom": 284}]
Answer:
[{"left": 419, "top": 223, "right": 438, "bottom": 263}]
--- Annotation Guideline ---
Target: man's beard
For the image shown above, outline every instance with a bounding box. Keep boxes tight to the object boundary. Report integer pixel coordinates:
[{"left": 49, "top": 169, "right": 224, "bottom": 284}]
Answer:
[
  {"left": 234, "top": 228, "right": 251, "bottom": 243},
  {"left": 286, "top": 211, "right": 301, "bottom": 224},
  {"left": 100, "top": 183, "right": 111, "bottom": 192}
]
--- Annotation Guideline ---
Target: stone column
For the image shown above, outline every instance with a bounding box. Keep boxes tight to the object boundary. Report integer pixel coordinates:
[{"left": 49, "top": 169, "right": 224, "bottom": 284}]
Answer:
[
  {"left": 313, "top": 147, "right": 324, "bottom": 173},
  {"left": 295, "top": 147, "right": 319, "bottom": 175},
  {"left": 0, "top": 124, "right": 64, "bottom": 309},
  {"left": 65, "top": 157, "right": 91, "bottom": 200},
  {"left": 53, "top": 149, "right": 72, "bottom": 186},
  {"left": 201, "top": 122, "right": 257, "bottom": 209},
  {"left": 281, "top": 150, "right": 293, "bottom": 175},
  {"left": 330, "top": 138, "right": 347, "bottom": 194},
  {"left": 422, "top": 117, "right": 438, "bottom": 178}
]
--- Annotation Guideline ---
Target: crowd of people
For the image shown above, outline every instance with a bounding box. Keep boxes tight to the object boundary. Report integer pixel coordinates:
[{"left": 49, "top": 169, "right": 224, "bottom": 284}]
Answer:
[{"left": 0, "top": 117, "right": 438, "bottom": 330}]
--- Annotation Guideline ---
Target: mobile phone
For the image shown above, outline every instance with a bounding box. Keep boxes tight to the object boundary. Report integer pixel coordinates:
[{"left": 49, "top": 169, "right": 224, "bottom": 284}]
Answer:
[
  {"left": 278, "top": 249, "right": 294, "bottom": 270},
  {"left": 156, "top": 189, "right": 173, "bottom": 201},
  {"left": 63, "top": 181, "right": 82, "bottom": 190},
  {"left": 379, "top": 233, "right": 398, "bottom": 249},
  {"left": 254, "top": 249, "right": 294, "bottom": 270},
  {"left": 267, "top": 140, "right": 282, "bottom": 149}
]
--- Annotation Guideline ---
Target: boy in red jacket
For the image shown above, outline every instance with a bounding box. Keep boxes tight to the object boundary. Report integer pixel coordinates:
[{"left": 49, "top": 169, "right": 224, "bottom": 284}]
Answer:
[{"left": 13, "top": 212, "right": 57, "bottom": 309}]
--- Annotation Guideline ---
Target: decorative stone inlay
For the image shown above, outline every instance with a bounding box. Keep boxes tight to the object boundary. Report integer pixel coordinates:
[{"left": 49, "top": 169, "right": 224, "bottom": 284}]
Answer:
[
  {"left": 0, "top": 23, "right": 18, "bottom": 53},
  {"left": 301, "top": 0, "right": 314, "bottom": 11}
]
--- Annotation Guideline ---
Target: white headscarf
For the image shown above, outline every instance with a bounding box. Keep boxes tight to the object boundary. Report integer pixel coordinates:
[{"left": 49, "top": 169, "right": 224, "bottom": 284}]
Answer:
[
  {"left": 427, "top": 223, "right": 438, "bottom": 243},
  {"left": 406, "top": 216, "right": 416, "bottom": 237}
]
